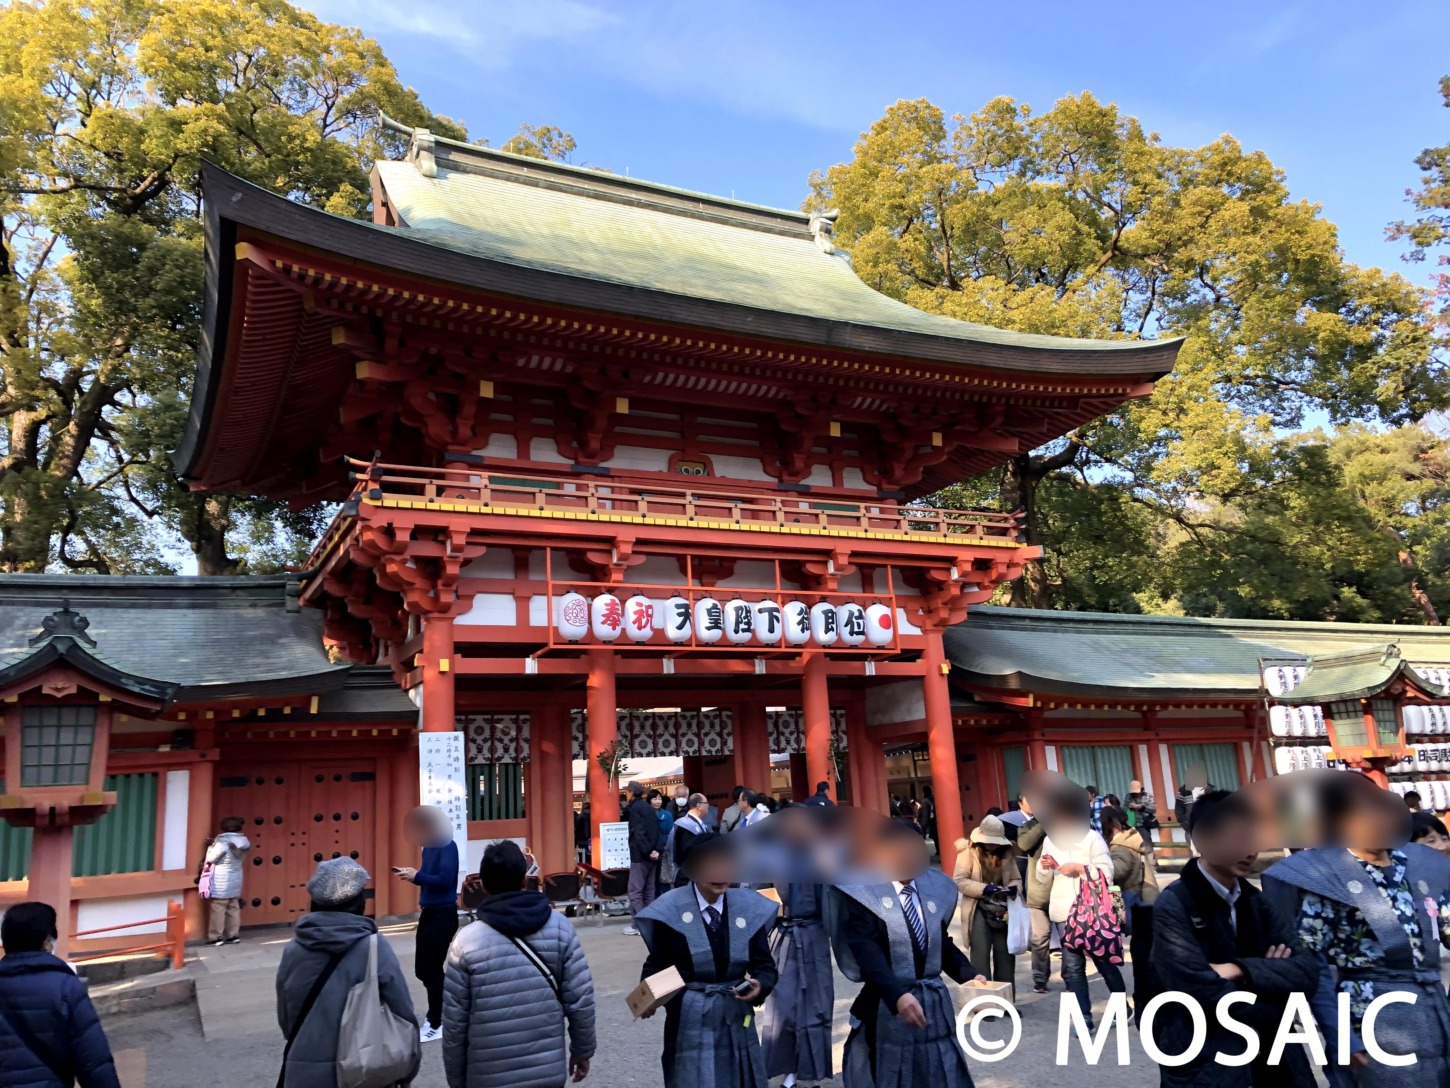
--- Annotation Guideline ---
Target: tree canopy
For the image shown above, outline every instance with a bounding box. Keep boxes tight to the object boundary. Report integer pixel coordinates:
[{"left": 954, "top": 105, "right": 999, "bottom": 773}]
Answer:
[
  {"left": 812, "top": 94, "right": 1450, "bottom": 623},
  {"left": 0, "top": 0, "right": 571, "bottom": 575}
]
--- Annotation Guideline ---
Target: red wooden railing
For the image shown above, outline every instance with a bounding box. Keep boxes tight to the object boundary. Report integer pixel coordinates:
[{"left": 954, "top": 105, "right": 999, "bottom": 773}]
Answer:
[
  {"left": 69, "top": 900, "right": 186, "bottom": 969},
  {"left": 340, "top": 457, "right": 1022, "bottom": 542}
]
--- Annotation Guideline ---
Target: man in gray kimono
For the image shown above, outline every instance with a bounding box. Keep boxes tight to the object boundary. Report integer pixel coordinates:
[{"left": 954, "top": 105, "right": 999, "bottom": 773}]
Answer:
[
  {"left": 1264, "top": 773, "right": 1450, "bottom": 1088},
  {"left": 760, "top": 879, "right": 834, "bottom": 1087},
  {"left": 830, "top": 818, "right": 983, "bottom": 1088},
  {"left": 637, "top": 832, "right": 780, "bottom": 1088}
]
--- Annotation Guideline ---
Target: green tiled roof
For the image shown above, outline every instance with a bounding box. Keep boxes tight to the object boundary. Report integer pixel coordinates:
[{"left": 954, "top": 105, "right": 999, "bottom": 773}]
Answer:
[
  {"left": 0, "top": 575, "right": 346, "bottom": 701},
  {"left": 369, "top": 125, "right": 1181, "bottom": 373},
  {"left": 1273, "top": 645, "right": 1446, "bottom": 704},
  {"left": 946, "top": 607, "right": 1450, "bottom": 700}
]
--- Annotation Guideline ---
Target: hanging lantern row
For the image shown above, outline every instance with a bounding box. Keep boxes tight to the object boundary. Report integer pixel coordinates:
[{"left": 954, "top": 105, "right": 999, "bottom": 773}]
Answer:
[{"left": 554, "top": 592, "right": 895, "bottom": 647}]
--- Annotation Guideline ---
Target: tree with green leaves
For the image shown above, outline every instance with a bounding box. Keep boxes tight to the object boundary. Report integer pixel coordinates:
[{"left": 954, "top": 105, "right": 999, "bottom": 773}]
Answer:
[
  {"left": 0, "top": 0, "right": 573, "bottom": 575},
  {"left": 1390, "top": 74, "right": 1450, "bottom": 327},
  {"left": 812, "top": 96, "right": 1447, "bottom": 615}
]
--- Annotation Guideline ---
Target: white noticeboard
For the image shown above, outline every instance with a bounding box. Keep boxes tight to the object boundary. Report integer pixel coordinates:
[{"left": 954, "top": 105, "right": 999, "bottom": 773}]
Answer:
[
  {"left": 419, "top": 731, "right": 469, "bottom": 889},
  {"left": 599, "top": 821, "right": 631, "bottom": 871}
]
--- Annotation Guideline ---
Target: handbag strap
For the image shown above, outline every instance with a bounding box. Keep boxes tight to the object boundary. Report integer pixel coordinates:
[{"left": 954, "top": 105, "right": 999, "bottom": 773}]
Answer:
[
  {"left": 0, "top": 1001, "right": 72, "bottom": 1084},
  {"left": 277, "top": 936, "right": 364, "bottom": 1088},
  {"left": 504, "top": 931, "right": 562, "bottom": 1004}
]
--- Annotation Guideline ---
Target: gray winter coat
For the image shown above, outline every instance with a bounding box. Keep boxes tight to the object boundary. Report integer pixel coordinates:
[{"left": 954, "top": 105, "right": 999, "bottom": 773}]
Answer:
[
  {"left": 276, "top": 911, "right": 420, "bottom": 1088},
  {"left": 205, "top": 831, "right": 251, "bottom": 900},
  {"left": 442, "top": 892, "right": 596, "bottom": 1088}
]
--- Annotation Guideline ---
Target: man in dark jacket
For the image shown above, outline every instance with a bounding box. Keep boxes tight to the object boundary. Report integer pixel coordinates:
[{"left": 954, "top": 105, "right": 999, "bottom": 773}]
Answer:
[
  {"left": 802, "top": 781, "right": 836, "bottom": 807},
  {"left": 0, "top": 902, "right": 120, "bottom": 1088},
  {"left": 1149, "top": 790, "right": 1317, "bottom": 1088},
  {"left": 623, "top": 781, "right": 662, "bottom": 937}
]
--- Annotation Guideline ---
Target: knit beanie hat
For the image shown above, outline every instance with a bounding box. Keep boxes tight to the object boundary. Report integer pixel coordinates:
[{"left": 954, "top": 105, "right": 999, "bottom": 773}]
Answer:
[{"left": 307, "top": 857, "right": 369, "bottom": 906}]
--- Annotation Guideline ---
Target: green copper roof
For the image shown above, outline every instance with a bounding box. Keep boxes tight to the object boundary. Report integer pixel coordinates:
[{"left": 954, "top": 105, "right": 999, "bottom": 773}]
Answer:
[
  {"left": 0, "top": 575, "right": 346, "bottom": 701},
  {"left": 946, "top": 607, "right": 1450, "bottom": 700},
  {"left": 1273, "top": 644, "right": 1446, "bottom": 704},
  {"left": 368, "top": 126, "right": 1181, "bottom": 374}
]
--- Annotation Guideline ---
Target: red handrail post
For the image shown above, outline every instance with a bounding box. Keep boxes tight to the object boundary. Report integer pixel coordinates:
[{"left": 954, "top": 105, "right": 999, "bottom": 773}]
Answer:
[{"left": 167, "top": 900, "right": 184, "bottom": 969}]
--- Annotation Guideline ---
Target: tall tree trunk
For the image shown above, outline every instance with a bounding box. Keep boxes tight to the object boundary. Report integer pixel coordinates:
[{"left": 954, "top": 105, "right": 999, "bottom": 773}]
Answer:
[
  {"left": 1397, "top": 547, "right": 1441, "bottom": 625},
  {"left": 190, "top": 494, "right": 241, "bottom": 575},
  {"left": 999, "top": 441, "right": 1080, "bottom": 609}
]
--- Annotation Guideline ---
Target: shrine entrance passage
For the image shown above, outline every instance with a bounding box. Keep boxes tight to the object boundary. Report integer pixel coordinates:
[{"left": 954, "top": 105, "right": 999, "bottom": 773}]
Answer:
[{"left": 215, "top": 761, "right": 378, "bottom": 926}]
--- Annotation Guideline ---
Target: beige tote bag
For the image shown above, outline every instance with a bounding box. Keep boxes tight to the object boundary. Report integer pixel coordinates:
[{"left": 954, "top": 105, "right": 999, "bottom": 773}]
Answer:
[{"left": 336, "top": 935, "right": 420, "bottom": 1088}]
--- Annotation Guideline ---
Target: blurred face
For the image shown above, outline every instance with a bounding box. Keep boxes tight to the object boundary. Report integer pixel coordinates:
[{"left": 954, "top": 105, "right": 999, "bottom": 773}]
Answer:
[
  {"left": 692, "top": 854, "right": 732, "bottom": 896},
  {"left": 1344, "top": 792, "right": 1413, "bottom": 852},
  {"left": 1129, "top": 781, "right": 1143, "bottom": 794},
  {"left": 1196, "top": 815, "right": 1260, "bottom": 879}
]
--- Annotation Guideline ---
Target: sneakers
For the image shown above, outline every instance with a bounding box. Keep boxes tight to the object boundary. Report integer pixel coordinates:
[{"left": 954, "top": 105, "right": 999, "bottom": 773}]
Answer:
[
  {"left": 208, "top": 939, "right": 226, "bottom": 947},
  {"left": 1033, "top": 985, "right": 1048, "bottom": 994},
  {"left": 419, "top": 1024, "right": 442, "bottom": 1044},
  {"left": 224, "top": 937, "right": 241, "bottom": 945},
  {"left": 622, "top": 926, "right": 640, "bottom": 936}
]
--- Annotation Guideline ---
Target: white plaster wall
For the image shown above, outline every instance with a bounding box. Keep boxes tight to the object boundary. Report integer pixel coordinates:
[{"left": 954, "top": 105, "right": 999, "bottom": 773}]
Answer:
[
  {"left": 715, "top": 561, "right": 787, "bottom": 590},
  {"left": 604, "top": 445, "right": 672, "bottom": 472},
  {"left": 530, "top": 595, "right": 550, "bottom": 626},
  {"left": 631, "top": 556, "right": 688, "bottom": 586},
  {"left": 709, "top": 454, "right": 773, "bottom": 482},
  {"left": 1044, "top": 745, "right": 1060, "bottom": 772},
  {"left": 162, "top": 770, "right": 189, "bottom": 871},
  {"left": 460, "top": 552, "right": 515, "bottom": 579},
  {"left": 841, "top": 467, "right": 869, "bottom": 490},
  {"left": 454, "top": 593, "right": 517, "bottom": 626},
  {"left": 474, "top": 433, "right": 518, "bottom": 459},
  {"left": 530, "top": 438, "right": 570, "bottom": 464},
  {"left": 866, "top": 680, "right": 925, "bottom": 726},
  {"left": 894, "top": 608, "right": 923, "bottom": 636},
  {"left": 76, "top": 895, "right": 172, "bottom": 936},
  {"left": 803, "top": 464, "right": 834, "bottom": 487}
]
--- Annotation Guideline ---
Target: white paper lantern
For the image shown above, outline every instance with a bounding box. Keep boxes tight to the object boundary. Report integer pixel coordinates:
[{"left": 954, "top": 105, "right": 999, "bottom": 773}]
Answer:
[
  {"left": 783, "top": 601, "right": 811, "bottom": 646},
  {"left": 1273, "top": 747, "right": 1295, "bottom": 774},
  {"left": 723, "top": 598, "right": 755, "bottom": 644},
  {"left": 1269, "top": 707, "right": 1291, "bottom": 738},
  {"left": 864, "top": 603, "right": 894, "bottom": 647},
  {"left": 661, "top": 596, "right": 692, "bottom": 643},
  {"left": 837, "top": 602, "right": 867, "bottom": 647},
  {"left": 1404, "top": 705, "right": 1424, "bottom": 736},
  {"left": 809, "top": 601, "right": 839, "bottom": 645},
  {"left": 753, "top": 600, "right": 784, "bottom": 644},
  {"left": 622, "top": 595, "right": 656, "bottom": 642},
  {"left": 590, "top": 593, "right": 623, "bottom": 642},
  {"left": 694, "top": 597, "right": 724, "bottom": 644},
  {"left": 555, "top": 592, "right": 589, "bottom": 641}
]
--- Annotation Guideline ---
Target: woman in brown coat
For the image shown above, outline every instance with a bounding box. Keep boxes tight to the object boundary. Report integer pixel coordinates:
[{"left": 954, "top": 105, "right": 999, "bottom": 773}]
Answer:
[
  {"left": 952, "top": 814, "right": 1024, "bottom": 991},
  {"left": 1102, "top": 806, "right": 1159, "bottom": 907}
]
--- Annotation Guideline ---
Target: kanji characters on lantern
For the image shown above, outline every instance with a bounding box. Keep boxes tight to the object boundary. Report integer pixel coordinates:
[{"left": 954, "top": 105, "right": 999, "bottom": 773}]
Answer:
[
  {"left": 694, "top": 596, "right": 724, "bottom": 643},
  {"left": 590, "top": 593, "right": 624, "bottom": 641},
  {"left": 724, "top": 598, "right": 754, "bottom": 644},
  {"left": 838, "top": 602, "right": 867, "bottom": 647},
  {"left": 624, "top": 595, "right": 655, "bottom": 642},
  {"left": 809, "top": 601, "right": 839, "bottom": 645},
  {"left": 663, "top": 595, "right": 692, "bottom": 643},
  {"left": 784, "top": 601, "right": 811, "bottom": 645},
  {"left": 754, "top": 600, "right": 783, "bottom": 644}
]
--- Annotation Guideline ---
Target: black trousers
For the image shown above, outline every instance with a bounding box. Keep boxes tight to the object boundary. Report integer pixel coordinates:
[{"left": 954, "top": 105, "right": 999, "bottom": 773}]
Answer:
[{"left": 415, "top": 904, "right": 458, "bottom": 1028}]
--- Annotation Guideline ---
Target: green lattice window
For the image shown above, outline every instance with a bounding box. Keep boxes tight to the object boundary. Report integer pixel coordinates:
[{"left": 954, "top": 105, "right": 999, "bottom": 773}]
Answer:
[
  {"left": 1329, "top": 700, "right": 1368, "bottom": 747},
  {"left": 1369, "top": 699, "right": 1401, "bottom": 746},
  {"left": 1001, "top": 747, "right": 1027, "bottom": 806},
  {"left": 0, "top": 779, "right": 31, "bottom": 882},
  {"left": 20, "top": 705, "right": 97, "bottom": 787},
  {"left": 1172, "top": 743, "right": 1242, "bottom": 792},
  {"left": 467, "top": 763, "right": 525, "bottom": 821},
  {"left": 1059, "top": 745, "right": 1134, "bottom": 802}
]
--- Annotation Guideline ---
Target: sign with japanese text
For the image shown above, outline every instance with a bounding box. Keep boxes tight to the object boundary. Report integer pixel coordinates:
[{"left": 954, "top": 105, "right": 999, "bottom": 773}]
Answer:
[
  {"left": 599, "top": 821, "right": 631, "bottom": 870},
  {"left": 419, "top": 731, "right": 468, "bottom": 889}
]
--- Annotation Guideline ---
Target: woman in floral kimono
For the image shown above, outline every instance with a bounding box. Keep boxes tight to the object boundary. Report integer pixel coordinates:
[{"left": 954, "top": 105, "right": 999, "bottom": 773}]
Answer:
[{"left": 1264, "top": 775, "right": 1450, "bottom": 1088}]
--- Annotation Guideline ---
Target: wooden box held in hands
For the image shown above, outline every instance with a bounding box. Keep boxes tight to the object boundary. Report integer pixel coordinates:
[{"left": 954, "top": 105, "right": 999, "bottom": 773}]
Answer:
[
  {"left": 964, "top": 977, "right": 1014, "bottom": 1009},
  {"left": 627, "top": 966, "right": 686, "bottom": 1019}
]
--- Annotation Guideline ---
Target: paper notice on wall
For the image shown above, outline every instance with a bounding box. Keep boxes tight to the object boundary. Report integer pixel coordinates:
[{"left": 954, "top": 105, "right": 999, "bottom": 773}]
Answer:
[
  {"left": 419, "top": 731, "right": 468, "bottom": 889},
  {"left": 599, "top": 821, "right": 631, "bottom": 871}
]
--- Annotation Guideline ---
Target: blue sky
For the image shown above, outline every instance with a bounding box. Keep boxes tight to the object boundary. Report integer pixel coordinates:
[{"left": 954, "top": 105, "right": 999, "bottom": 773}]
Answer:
[{"left": 300, "top": 0, "right": 1446, "bottom": 291}]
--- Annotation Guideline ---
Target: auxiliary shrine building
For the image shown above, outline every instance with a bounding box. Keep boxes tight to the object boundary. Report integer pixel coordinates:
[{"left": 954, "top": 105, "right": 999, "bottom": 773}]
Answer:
[{"left": 6, "top": 122, "right": 1450, "bottom": 944}]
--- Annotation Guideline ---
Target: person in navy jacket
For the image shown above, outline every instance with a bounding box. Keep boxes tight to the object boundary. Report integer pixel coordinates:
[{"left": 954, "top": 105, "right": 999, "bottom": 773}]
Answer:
[
  {"left": 0, "top": 901, "right": 120, "bottom": 1088},
  {"left": 394, "top": 805, "right": 460, "bottom": 1043}
]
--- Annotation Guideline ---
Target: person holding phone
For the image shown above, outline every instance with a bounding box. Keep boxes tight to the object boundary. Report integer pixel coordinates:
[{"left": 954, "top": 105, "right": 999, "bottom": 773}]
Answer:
[
  {"left": 953, "top": 814, "right": 1023, "bottom": 993},
  {"left": 393, "top": 805, "right": 459, "bottom": 1044},
  {"left": 636, "top": 832, "right": 778, "bottom": 1088}
]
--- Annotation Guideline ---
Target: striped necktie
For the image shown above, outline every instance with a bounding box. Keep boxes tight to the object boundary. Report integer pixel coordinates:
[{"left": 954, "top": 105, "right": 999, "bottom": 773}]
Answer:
[{"left": 901, "top": 883, "right": 927, "bottom": 951}]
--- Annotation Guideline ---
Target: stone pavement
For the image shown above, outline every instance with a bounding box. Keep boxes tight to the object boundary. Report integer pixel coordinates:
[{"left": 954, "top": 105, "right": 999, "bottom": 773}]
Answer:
[{"left": 101, "top": 913, "right": 1168, "bottom": 1088}]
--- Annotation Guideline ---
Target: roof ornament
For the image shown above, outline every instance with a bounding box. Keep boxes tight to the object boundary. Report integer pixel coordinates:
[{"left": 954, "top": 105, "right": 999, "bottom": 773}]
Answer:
[
  {"left": 29, "top": 600, "right": 97, "bottom": 648},
  {"left": 377, "top": 111, "right": 436, "bottom": 178},
  {"left": 808, "top": 210, "right": 839, "bottom": 253}
]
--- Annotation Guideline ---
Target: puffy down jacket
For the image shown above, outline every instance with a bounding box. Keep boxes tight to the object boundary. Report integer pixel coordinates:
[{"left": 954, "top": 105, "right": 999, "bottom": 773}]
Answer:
[{"left": 442, "top": 891, "right": 596, "bottom": 1088}]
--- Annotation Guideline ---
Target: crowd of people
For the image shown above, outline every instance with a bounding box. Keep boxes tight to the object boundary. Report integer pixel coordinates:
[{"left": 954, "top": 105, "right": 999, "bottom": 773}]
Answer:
[{"left": 3, "top": 770, "right": 1450, "bottom": 1088}]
